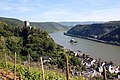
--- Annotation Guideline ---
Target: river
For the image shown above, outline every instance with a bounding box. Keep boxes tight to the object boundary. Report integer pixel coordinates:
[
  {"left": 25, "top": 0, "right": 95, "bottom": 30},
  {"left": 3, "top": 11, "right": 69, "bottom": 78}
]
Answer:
[{"left": 49, "top": 31, "right": 120, "bottom": 65}]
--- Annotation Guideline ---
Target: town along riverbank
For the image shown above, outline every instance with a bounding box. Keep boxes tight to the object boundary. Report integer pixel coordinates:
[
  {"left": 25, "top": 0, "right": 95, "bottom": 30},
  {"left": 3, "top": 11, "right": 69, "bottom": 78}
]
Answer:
[{"left": 63, "top": 47, "right": 120, "bottom": 80}]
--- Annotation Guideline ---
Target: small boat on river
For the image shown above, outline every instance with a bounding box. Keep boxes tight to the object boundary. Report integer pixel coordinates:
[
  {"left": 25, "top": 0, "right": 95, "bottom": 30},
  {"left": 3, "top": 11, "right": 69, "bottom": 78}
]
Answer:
[{"left": 70, "top": 38, "right": 77, "bottom": 43}]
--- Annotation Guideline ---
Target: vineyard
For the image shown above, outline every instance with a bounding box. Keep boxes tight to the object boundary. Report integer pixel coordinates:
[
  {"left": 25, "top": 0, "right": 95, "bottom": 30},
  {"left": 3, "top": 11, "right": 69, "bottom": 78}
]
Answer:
[{"left": 0, "top": 55, "right": 85, "bottom": 80}]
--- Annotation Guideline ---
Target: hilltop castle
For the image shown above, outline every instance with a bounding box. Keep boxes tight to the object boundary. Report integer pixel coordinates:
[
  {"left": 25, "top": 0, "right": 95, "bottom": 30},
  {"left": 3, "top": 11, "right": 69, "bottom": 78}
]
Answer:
[
  {"left": 24, "top": 21, "right": 30, "bottom": 28},
  {"left": 23, "top": 21, "right": 36, "bottom": 29}
]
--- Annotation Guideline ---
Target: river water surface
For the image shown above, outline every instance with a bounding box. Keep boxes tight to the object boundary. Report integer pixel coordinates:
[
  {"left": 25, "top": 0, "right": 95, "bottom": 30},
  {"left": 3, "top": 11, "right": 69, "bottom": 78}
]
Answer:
[{"left": 50, "top": 31, "right": 120, "bottom": 65}]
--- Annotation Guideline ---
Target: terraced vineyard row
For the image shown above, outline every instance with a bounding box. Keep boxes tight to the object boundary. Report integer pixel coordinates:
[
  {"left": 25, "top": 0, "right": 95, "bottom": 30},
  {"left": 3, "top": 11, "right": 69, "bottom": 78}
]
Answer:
[{"left": 0, "top": 62, "right": 85, "bottom": 80}]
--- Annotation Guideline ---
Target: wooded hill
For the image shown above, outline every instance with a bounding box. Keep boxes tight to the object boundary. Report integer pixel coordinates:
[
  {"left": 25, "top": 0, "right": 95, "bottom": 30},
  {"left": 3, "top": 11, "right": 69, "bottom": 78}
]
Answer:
[
  {"left": 100, "top": 27, "right": 120, "bottom": 44},
  {"left": 66, "top": 21, "right": 120, "bottom": 45}
]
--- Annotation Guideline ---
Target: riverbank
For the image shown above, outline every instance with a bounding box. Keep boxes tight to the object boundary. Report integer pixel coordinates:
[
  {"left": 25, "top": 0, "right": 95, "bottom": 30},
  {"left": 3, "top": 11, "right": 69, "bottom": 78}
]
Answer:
[
  {"left": 64, "top": 33, "right": 120, "bottom": 46},
  {"left": 50, "top": 31, "right": 120, "bottom": 79}
]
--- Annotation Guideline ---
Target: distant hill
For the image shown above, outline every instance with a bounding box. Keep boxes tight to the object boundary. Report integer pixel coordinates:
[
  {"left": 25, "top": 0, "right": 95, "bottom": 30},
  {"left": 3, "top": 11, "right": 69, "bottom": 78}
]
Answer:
[
  {"left": 30, "top": 22, "right": 68, "bottom": 32},
  {"left": 0, "top": 17, "right": 68, "bottom": 32},
  {"left": 0, "top": 17, "right": 23, "bottom": 27},
  {"left": 58, "top": 21, "right": 104, "bottom": 27},
  {"left": 66, "top": 21, "right": 120, "bottom": 45}
]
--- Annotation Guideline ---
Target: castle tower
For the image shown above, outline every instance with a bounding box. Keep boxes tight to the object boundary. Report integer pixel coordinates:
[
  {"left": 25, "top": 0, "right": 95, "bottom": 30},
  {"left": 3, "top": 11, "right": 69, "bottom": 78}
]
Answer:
[{"left": 24, "top": 21, "right": 30, "bottom": 28}]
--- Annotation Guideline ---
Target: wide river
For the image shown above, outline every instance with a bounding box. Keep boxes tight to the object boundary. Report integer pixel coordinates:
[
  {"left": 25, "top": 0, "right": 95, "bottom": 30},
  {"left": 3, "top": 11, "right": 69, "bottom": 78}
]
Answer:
[{"left": 49, "top": 31, "right": 120, "bottom": 65}]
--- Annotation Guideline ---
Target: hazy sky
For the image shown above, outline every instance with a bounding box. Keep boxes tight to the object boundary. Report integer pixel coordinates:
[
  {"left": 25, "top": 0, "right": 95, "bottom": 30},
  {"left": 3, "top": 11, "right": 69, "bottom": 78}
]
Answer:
[{"left": 0, "top": 0, "right": 120, "bottom": 22}]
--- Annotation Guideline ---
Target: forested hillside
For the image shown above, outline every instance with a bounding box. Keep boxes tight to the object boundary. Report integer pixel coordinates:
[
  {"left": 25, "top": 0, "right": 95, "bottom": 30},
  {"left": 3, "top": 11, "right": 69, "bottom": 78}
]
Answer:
[
  {"left": 0, "top": 20, "right": 85, "bottom": 79},
  {"left": 0, "top": 21, "right": 57, "bottom": 61},
  {"left": 100, "top": 27, "right": 120, "bottom": 44},
  {"left": 66, "top": 21, "right": 120, "bottom": 45}
]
